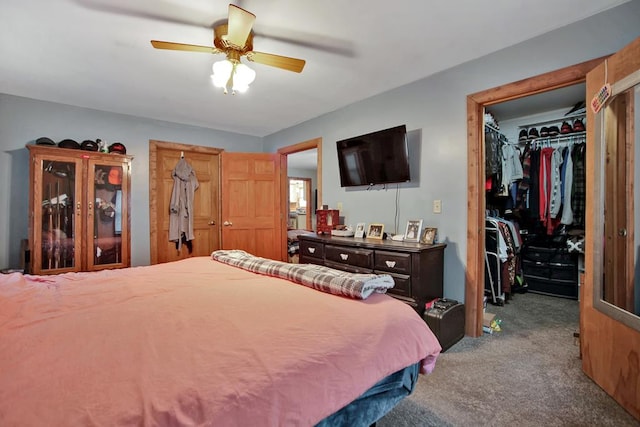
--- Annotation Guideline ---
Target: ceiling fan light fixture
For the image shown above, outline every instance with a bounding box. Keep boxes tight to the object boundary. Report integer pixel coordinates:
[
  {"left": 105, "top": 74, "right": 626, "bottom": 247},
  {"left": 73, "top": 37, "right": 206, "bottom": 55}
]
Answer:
[
  {"left": 211, "top": 58, "right": 255, "bottom": 95},
  {"left": 232, "top": 62, "right": 256, "bottom": 93}
]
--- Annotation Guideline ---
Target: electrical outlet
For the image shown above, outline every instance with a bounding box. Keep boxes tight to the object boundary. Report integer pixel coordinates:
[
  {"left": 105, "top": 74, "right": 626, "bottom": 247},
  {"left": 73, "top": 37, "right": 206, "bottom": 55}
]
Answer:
[
  {"left": 337, "top": 202, "right": 343, "bottom": 211},
  {"left": 433, "top": 199, "right": 442, "bottom": 214}
]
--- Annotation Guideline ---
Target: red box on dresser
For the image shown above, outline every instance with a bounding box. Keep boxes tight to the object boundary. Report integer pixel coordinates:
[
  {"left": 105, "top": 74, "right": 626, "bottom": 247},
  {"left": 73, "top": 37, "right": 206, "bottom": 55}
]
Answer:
[{"left": 316, "top": 209, "right": 339, "bottom": 234}]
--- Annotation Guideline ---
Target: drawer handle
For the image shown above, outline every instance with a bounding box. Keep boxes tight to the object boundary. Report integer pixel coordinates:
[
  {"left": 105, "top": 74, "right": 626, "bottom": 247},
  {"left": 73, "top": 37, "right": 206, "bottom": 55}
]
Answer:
[
  {"left": 307, "top": 247, "right": 316, "bottom": 254},
  {"left": 385, "top": 260, "right": 396, "bottom": 268},
  {"left": 340, "top": 253, "right": 349, "bottom": 261}
]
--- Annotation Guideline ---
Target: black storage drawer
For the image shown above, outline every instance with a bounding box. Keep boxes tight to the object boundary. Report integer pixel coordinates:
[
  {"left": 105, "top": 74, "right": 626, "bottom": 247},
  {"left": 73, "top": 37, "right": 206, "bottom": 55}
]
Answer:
[
  {"left": 522, "top": 260, "right": 577, "bottom": 282},
  {"left": 374, "top": 251, "right": 411, "bottom": 274},
  {"left": 525, "top": 276, "right": 578, "bottom": 298},
  {"left": 522, "top": 244, "right": 578, "bottom": 299},
  {"left": 300, "top": 240, "right": 324, "bottom": 260},
  {"left": 522, "top": 246, "right": 574, "bottom": 264},
  {"left": 325, "top": 245, "right": 373, "bottom": 269}
]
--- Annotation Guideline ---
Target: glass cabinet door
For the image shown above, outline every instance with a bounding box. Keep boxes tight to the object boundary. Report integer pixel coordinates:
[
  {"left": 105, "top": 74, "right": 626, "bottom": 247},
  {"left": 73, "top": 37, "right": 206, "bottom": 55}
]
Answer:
[
  {"left": 38, "top": 158, "right": 80, "bottom": 272},
  {"left": 88, "top": 161, "right": 126, "bottom": 268}
]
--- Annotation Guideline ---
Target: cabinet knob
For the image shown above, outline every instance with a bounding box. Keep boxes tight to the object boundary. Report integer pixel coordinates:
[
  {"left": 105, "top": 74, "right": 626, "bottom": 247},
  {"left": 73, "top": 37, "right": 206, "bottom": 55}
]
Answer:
[
  {"left": 223, "top": 221, "right": 233, "bottom": 226},
  {"left": 307, "top": 247, "right": 316, "bottom": 254},
  {"left": 340, "top": 253, "right": 349, "bottom": 261},
  {"left": 208, "top": 220, "right": 216, "bottom": 225},
  {"left": 385, "top": 260, "right": 396, "bottom": 268}
]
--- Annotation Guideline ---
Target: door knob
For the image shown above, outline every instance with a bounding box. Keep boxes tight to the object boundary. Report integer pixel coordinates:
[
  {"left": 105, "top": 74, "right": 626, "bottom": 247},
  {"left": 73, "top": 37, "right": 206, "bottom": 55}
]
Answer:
[
  {"left": 618, "top": 228, "right": 628, "bottom": 237},
  {"left": 223, "top": 221, "right": 233, "bottom": 226}
]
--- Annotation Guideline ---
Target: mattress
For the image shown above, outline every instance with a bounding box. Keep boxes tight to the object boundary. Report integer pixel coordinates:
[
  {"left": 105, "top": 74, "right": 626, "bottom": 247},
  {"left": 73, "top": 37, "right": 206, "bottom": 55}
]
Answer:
[{"left": 0, "top": 255, "right": 441, "bottom": 426}]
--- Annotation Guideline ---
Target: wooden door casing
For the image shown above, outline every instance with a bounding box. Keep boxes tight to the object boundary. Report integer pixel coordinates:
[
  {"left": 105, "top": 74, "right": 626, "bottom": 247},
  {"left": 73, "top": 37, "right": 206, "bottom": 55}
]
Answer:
[
  {"left": 465, "top": 57, "right": 606, "bottom": 337},
  {"left": 220, "top": 152, "right": 282, "bottom": 260},
  {"left": 149, "top": 141, "right": 221, "bottom": 264}
]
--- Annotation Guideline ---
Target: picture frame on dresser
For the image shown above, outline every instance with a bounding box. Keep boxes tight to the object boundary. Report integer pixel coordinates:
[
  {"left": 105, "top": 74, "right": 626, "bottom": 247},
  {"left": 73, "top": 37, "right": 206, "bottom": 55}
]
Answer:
[
  {"left": 421, "top": 227, "right": 437, "bottom": 245},
  {"left": 367, "top": 223, "right": 384, "bottom": 239},
  {"left": 404, "top": 220, "right": 423, "bottom": 242},
  {"left": 354, "top": 222, "right": 366, "bottom": 238}
]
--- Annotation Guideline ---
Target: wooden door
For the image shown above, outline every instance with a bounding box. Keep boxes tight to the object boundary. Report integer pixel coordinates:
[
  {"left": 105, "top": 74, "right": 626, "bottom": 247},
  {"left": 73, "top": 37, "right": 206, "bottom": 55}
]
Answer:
[
  {"left": 583, "top": 36, "right": 640, "bottom": 420},
  {"left": 221, "top": 152, "right": 282, "bottom": 260},
  {"left": 149, "top": 141, "right": 221, "bottom": 264}
]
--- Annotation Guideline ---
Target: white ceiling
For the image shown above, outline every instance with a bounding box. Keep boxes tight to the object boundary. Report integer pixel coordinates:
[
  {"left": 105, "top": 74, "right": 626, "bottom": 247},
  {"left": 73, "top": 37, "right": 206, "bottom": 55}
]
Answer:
[{"left": 0, "top": 0, "right": 630, "bottom": 137}]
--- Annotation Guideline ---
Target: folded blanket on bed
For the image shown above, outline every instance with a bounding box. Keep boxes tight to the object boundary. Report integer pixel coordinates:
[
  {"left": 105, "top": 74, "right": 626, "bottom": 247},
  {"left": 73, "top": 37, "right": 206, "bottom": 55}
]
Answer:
[{"left": 211, "top": 249, "right": 394, "bottom": 299}]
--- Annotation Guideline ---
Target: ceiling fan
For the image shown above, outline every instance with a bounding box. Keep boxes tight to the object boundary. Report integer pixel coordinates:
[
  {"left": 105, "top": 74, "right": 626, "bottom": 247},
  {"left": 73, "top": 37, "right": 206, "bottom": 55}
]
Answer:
[{"left": 151, "top": 4, "right": 306, "bottom": 94}]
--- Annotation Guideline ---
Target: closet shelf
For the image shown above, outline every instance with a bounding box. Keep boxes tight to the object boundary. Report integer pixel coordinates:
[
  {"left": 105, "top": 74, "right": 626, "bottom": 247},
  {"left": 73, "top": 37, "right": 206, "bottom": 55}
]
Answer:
[
  {"left": 527, "top": 131, "right": 586, "bottom": 144},
  {"left": 518, "top": 112, "right": 586, "bottom": 129}
]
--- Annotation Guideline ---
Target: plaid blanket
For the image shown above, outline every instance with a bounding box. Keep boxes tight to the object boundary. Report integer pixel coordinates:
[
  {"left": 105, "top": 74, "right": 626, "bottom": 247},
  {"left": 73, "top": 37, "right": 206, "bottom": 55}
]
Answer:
[{"left": 211, "top": 250, "right": 394, "bottom": 299}]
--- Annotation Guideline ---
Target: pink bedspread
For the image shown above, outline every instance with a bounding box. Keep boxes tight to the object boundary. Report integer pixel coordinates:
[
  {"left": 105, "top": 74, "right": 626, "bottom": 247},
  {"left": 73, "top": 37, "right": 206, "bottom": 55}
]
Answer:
[{"left": 0, "top": 257, "right": 441, "bottom": 426}]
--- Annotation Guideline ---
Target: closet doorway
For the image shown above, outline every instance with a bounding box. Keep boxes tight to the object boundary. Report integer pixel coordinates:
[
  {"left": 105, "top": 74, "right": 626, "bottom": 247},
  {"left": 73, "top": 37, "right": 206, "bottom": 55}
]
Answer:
[
  {"left": 483, "top": 83, "right": 586, "bottom": 305},
  {"left": 465, "top": 57, "right": 605, "bottom": 337}
]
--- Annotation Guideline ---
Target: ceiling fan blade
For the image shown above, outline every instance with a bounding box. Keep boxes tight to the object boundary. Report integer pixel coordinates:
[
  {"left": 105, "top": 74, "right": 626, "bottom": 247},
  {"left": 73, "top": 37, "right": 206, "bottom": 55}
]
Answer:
[
  {"left": 247, "top": 51, "right": 306, "bottom": 73},
  {"left": 151, "top": 40, "right": 222, "bottom": 54},
  {"left": 76, "top": 0, "right": 216, "bottom": 28},
  {"left": 226, "top": 4, "right": 255, "bottom": 48}
]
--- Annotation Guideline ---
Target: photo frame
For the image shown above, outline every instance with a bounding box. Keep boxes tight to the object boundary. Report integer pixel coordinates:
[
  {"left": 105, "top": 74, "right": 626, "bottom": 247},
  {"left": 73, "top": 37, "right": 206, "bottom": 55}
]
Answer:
[
  {"left": 421, "top": 227, "right": 438, "bottom": 245},
  {"left": 367, "top": 223, "right": 384, "bottom": 240},
  {"left": 354, "top": 222, "right": 366, "bottom": 238},
  {"left": 404, "top": 219, "right": 423, "bottom": 242}
]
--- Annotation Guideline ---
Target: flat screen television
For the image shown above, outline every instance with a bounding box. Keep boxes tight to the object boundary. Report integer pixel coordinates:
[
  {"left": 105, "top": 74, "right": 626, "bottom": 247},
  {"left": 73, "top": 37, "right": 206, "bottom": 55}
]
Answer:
[{"left": 336, "top": 124, "right": 410, "bottom": 187}]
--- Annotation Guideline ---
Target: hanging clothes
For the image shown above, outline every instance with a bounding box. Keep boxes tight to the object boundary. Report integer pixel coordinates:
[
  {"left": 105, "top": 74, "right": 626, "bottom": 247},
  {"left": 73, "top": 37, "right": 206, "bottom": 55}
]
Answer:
[
  {"left": 169, "top": 158, "right": 199, "bottom": 251},
  {"left": 571, "top": 143, "right": 586, "bottom": 228},
  {"left": 560, "top": 144, "right": 574, "bottom": 225}
]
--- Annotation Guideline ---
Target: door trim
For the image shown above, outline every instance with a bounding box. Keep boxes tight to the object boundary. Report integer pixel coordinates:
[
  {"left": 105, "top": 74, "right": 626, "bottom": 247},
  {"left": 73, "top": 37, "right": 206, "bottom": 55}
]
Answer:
[
  {"left": 149, "top": 140, "right": 222, "bottom": 264},
  {"left": 465, "top": 56, "right": 607, "bottom": 337},
  {"left": 277, "top": 138, "right": 322, "bottom": 261}
]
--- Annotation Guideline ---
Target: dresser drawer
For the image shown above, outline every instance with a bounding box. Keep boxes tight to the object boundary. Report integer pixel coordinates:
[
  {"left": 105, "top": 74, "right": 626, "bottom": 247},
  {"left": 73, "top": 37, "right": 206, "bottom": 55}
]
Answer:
[
  {"left": 300, "top": 240, "right": 324, "bottom": 260},
  {"left": 381, "top": 272, "right": 411, "bottom": 297},
  {"left": 374, "top": 251, "right": 411, "bottom": 274},
  {"left": 326, "top": 260, "right": 373, "bottom": 274},
  {"left": 325, "top": 245, "right": 374, "bottom": 269}
]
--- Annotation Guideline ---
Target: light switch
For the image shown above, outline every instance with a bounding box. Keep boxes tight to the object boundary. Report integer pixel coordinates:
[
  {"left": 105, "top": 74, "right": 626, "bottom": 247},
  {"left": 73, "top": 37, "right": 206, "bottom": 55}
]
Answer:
[
  {"left": 337, "top": 202, "right": 343, "bottom": 211},
  {"left": 433, "top": 199, "right": 442, "bottom": 214}
]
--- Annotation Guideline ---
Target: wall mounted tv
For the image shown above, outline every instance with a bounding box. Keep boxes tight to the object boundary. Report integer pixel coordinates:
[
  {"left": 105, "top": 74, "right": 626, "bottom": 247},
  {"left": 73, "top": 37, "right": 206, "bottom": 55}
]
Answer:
[{"left": 336, "top": 124, "right": 410, "bottom": 187}]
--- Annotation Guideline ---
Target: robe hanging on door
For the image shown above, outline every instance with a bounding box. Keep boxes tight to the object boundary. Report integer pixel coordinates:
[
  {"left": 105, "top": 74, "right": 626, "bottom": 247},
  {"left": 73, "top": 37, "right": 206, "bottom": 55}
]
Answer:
[{"left": 169, "top": 158, "right": 199, "bottom": 251}]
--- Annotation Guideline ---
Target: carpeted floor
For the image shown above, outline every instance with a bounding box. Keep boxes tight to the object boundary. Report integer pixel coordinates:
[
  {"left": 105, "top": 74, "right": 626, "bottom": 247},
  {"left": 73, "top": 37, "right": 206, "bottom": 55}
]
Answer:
[{"left": 378, "top": 292, "right": 640, "bottom": 426}]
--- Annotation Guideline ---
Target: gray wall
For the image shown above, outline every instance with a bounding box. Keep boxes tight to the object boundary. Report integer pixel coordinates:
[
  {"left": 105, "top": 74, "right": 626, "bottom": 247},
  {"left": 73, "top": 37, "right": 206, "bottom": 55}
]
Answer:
[
  {"left": 0, "top": 95, "right": 261, "bottom": 268},
  {"left": 264, "top": 1, "right": 640, "bottom": 303}
]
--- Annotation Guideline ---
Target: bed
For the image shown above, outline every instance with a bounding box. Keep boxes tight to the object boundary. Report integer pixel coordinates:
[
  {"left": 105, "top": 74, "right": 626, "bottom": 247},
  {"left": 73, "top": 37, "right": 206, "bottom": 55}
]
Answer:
[{"left": 0, "top": 251, "right": 441, "bottom": 426}]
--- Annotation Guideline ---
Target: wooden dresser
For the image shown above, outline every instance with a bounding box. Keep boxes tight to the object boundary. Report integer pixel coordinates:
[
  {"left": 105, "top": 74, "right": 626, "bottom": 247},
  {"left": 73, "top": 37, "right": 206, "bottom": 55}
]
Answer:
[{"left": 298, "top": 234, "right": 446, "bottom": 314}]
